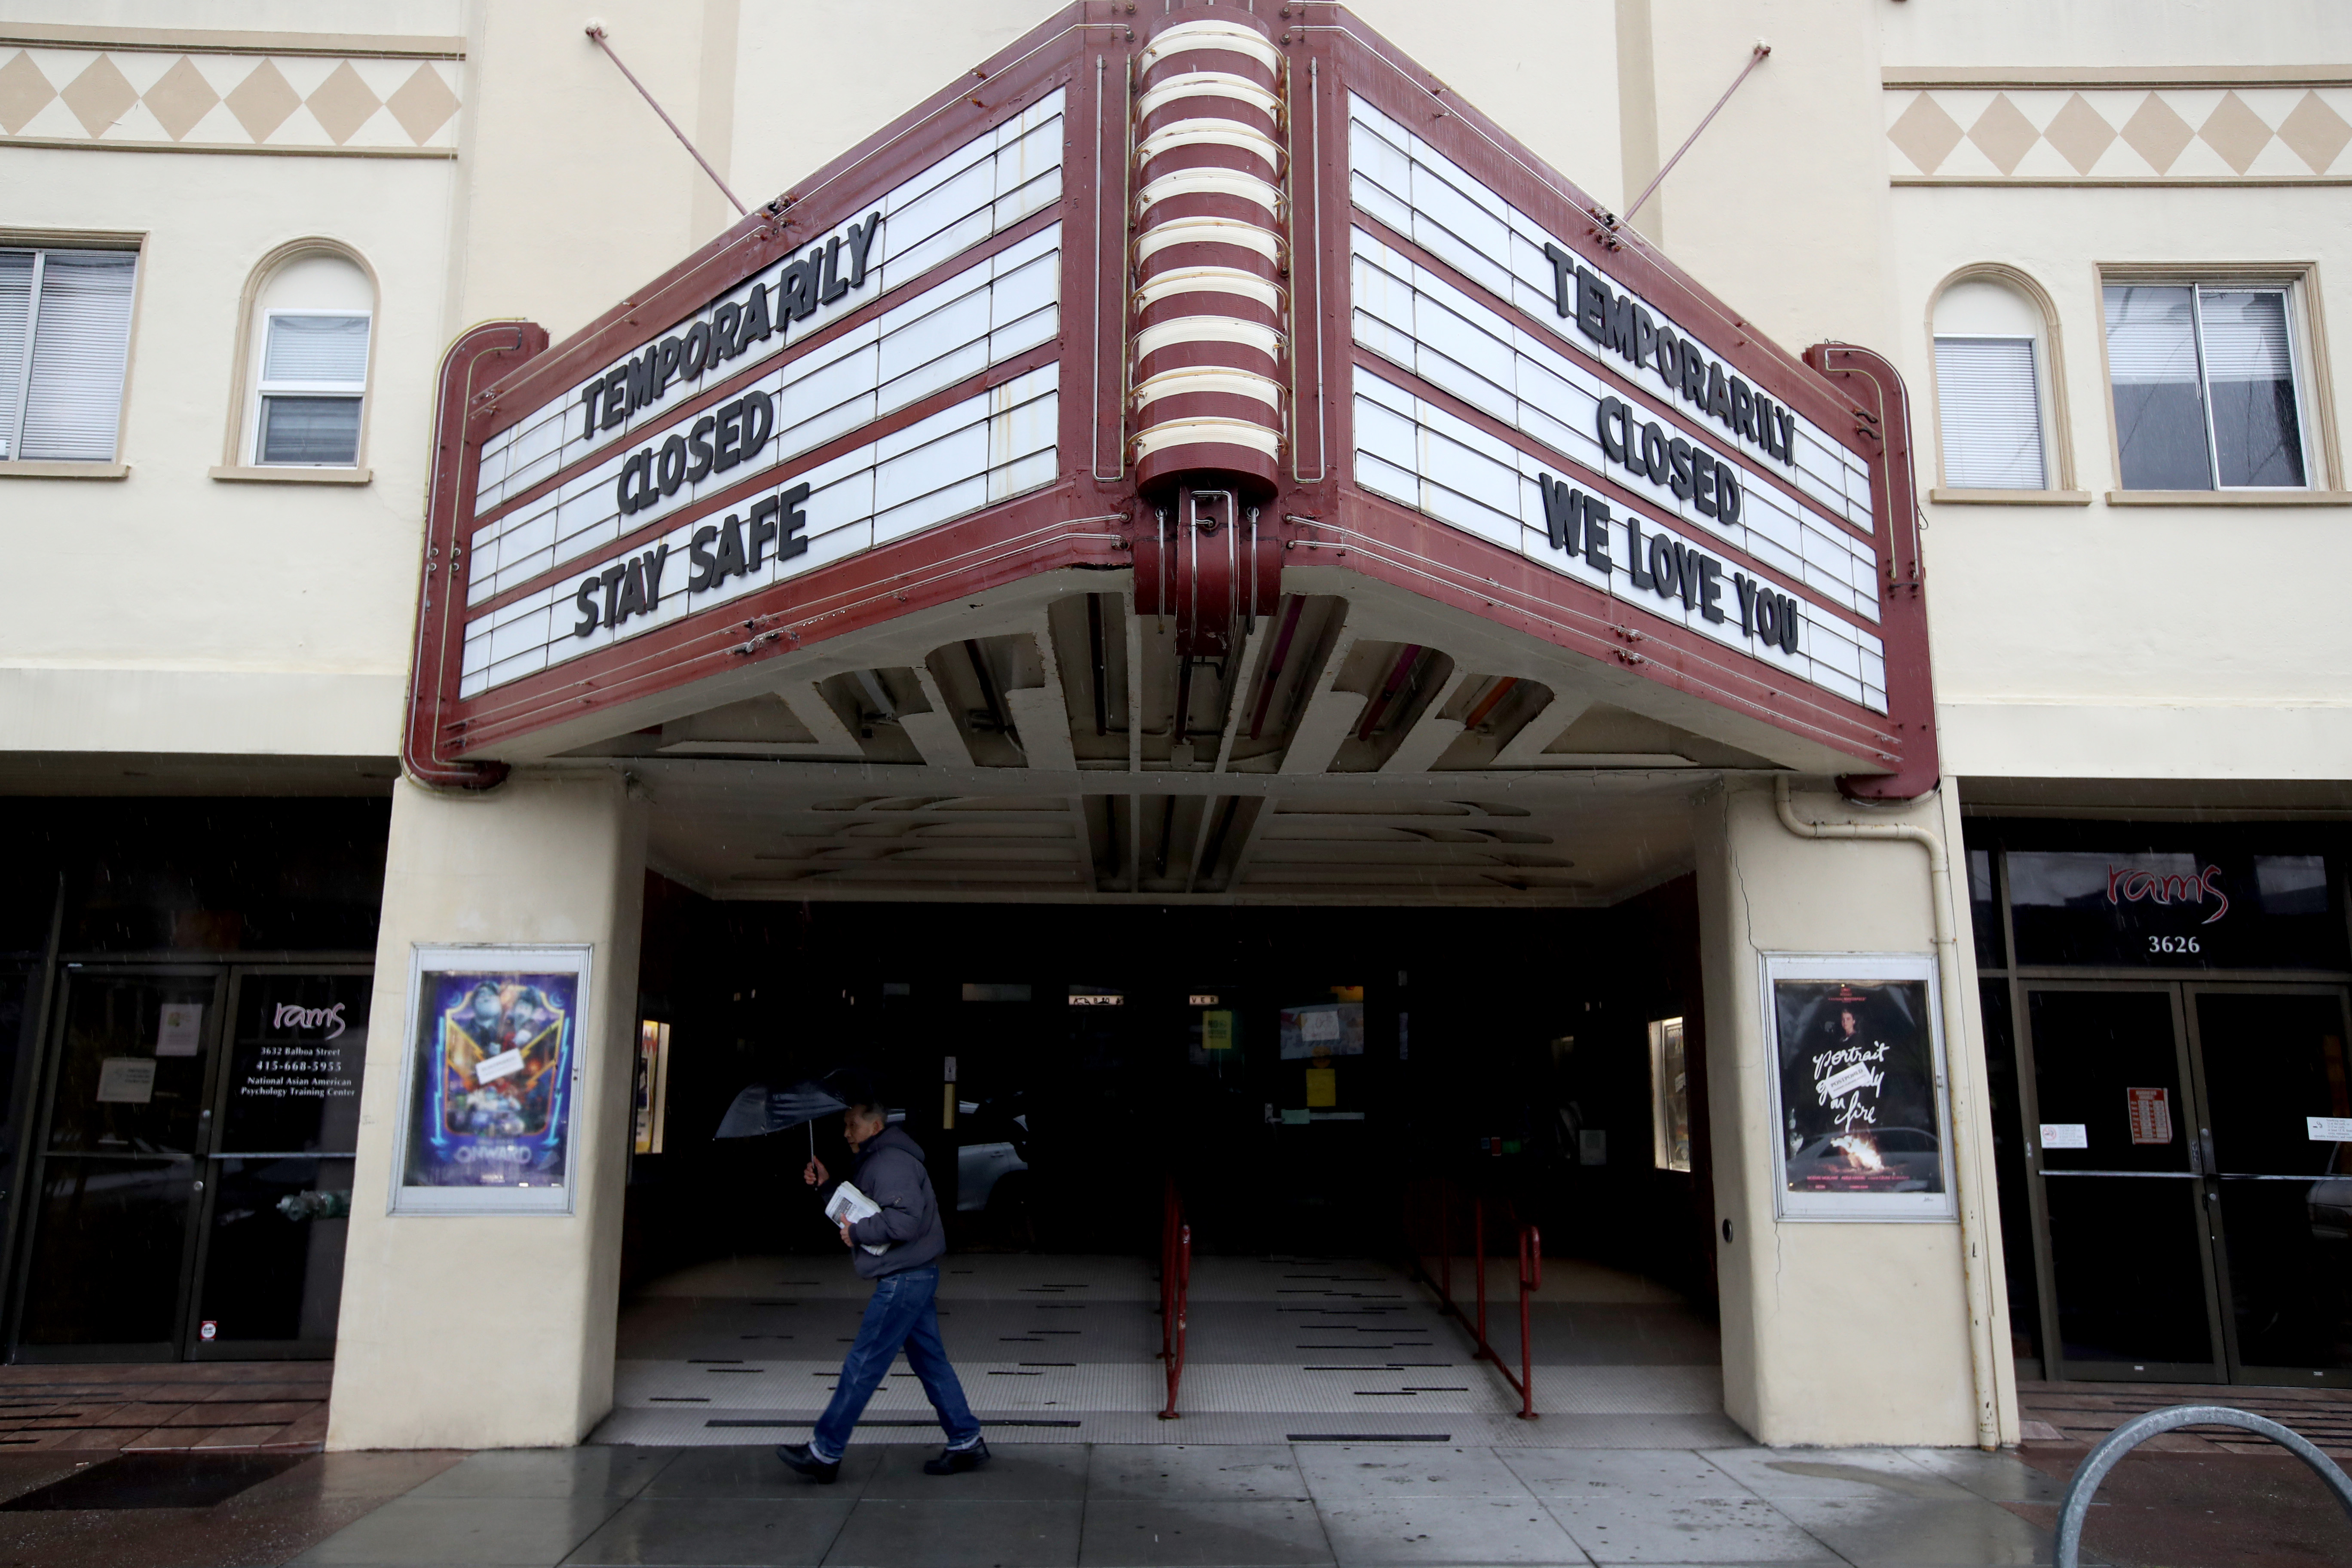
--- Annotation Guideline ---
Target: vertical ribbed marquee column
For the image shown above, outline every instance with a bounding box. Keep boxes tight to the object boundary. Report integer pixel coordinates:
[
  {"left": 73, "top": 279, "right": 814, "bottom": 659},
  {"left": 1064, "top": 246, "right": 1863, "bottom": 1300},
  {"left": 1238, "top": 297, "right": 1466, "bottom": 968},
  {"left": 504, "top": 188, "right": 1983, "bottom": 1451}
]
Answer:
[{"left": 1128, "top": 9, "right": 1287, "bottom": 501}]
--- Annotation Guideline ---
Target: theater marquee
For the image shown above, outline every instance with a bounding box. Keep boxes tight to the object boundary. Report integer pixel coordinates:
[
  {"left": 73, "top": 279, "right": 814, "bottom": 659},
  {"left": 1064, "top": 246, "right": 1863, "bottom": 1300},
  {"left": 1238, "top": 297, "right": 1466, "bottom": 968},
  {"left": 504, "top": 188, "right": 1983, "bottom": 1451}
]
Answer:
[{"left": 406, "top": 2, "right": 1934, "bottom": 797}]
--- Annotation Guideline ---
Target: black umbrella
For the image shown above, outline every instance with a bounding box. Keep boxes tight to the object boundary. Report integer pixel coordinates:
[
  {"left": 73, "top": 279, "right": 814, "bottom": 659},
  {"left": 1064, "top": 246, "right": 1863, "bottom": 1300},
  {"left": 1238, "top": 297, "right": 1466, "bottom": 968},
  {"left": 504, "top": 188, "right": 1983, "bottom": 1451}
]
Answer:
[{"left": 714, "top": 1077, "right": 852, "bottom": 1159}]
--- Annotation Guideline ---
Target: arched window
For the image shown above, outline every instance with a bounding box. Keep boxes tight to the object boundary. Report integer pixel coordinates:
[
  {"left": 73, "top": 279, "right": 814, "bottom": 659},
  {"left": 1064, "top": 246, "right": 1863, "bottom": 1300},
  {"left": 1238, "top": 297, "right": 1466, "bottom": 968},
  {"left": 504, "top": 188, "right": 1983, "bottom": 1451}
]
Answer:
[
  {"left": 1930, "top": 269, "right": 2070, "bottom": 494},
  {"left": 237, "top": 246, "right": 374, "bottom": 470}
]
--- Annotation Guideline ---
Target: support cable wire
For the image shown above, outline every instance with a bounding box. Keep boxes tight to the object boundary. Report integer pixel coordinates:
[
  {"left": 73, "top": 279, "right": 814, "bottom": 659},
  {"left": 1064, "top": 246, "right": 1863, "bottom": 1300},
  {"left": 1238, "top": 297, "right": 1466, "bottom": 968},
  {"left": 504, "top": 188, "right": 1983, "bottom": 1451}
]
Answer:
[
  {"left": 1622, "top": 42, "right": 1771, "bottom": 225},
  {"left": 585, "top": 21, "right": 747, "bottom": 217}
]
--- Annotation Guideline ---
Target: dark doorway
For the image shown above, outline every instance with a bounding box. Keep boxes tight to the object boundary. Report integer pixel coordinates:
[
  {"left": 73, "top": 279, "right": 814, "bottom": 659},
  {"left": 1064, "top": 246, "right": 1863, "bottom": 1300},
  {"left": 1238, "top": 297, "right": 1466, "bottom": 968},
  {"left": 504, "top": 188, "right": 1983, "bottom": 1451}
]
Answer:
[{"left": 622, "top": 879, "right": 1716, "bottom": 1305}]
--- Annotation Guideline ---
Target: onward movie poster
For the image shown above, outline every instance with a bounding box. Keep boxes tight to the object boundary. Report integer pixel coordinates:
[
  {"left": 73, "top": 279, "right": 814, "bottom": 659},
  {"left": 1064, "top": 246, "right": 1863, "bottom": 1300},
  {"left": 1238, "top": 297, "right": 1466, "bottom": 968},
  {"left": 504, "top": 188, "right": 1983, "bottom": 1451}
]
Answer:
[
  {"left": 403, "top": 971, "right": 576, "bottom": 1189},
  {"left": 1772, "top": 980, "right": 1943, "bottom": 1195}
]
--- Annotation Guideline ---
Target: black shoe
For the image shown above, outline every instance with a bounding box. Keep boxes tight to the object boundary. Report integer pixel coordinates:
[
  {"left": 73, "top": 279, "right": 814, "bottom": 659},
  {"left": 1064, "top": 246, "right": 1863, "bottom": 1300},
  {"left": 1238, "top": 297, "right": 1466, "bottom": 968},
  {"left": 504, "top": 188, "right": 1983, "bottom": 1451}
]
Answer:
[
  {"left": 775, "top": 1442, "right": 840, "bottom": 1484},
  {"left": 924, "top": 1439, "right": 990, "bottom": 1475}
]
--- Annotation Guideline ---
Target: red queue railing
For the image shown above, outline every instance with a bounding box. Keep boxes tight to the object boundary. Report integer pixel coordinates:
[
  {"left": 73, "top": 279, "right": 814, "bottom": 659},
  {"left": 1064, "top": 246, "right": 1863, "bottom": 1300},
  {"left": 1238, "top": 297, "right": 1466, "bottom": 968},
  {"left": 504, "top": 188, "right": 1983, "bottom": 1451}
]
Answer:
[
  {"left": 1157, "top": 1176, "right": 1191, "bottom": 1419},
  {"left": 1408, "top": 1178, "right": 1542, "bottom": 1419}
]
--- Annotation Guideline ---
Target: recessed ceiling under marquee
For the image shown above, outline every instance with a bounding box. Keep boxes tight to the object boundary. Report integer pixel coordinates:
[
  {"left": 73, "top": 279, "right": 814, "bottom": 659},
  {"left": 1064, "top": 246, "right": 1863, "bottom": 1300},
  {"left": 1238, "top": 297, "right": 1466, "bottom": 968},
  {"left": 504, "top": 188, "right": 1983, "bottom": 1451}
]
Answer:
[{"left": 406, "top": 2, "right": 1932, "bottom": 906}]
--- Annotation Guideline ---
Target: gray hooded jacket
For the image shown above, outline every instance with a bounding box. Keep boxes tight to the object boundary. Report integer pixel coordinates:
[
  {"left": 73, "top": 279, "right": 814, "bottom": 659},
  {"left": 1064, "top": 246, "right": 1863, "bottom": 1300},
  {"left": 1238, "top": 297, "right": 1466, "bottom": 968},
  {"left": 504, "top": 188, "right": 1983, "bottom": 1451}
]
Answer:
[{"left": 834, "top": 1125, "right": 947, "bottom": 1280}]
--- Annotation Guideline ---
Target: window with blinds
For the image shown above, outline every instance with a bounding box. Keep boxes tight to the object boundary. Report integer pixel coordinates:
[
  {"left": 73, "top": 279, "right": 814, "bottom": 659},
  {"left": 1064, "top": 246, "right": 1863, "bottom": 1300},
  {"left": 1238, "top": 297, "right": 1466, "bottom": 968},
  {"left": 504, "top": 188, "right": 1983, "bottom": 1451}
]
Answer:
[
  {"left": 253, "top": 311, "right": 371, "bottom": 466},
  {"left": 0, "top": 247, "right": 138, "bottom": 464},
  {"left": 2104, "top": 282, "right": 2307, "bottom": 490},
  {"left": 1934, "top": 336, "right": 2046, "bottom": 489}
]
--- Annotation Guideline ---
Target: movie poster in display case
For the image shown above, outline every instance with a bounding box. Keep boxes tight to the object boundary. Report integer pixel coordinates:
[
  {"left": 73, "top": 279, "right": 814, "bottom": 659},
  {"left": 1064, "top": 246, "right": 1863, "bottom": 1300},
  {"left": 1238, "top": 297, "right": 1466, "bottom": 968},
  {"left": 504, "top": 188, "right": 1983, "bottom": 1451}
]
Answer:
[
  {"left": 1761, "top": 952, "right": 1954, "bottom": 1221},
  {"left": 390, "top": 944, "right": 591, "bottom": 1214}
]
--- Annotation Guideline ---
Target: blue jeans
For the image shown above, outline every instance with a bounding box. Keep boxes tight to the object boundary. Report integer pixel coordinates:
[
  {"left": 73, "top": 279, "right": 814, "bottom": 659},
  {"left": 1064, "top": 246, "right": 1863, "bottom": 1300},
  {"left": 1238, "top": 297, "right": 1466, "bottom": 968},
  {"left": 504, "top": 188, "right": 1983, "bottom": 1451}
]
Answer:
[{"left": 809, "top": 1264, "right": 980, "bottom": 1461}]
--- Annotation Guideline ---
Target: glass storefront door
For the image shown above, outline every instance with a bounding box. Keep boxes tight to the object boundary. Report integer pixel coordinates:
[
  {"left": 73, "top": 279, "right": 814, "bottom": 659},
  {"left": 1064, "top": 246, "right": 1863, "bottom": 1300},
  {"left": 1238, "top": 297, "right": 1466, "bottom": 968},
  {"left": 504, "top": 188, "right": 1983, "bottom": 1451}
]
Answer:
[
  {"left": 2190, "top": 988, "right": 2352, "bottom": 1382},
  {"left": 9, "top": 964, "right": 368, "bottom": 1362},
  {"left": 14, "top": 968, "right": 225, "bottom": 1358},
  {"left": 2023, "top": 981, "right": 2352, "bottom": 1387},
  {"left": 188, "top": 968, "right": 369, "bottom": 1358}
]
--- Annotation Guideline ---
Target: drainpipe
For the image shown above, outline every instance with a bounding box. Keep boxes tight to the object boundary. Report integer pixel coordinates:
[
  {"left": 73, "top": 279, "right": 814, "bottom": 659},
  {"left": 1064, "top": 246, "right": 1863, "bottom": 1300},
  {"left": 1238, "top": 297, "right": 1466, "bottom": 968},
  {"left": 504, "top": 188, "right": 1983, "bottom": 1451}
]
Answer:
[{"left": 1772, "top": 775, "right": 2000, "bottom": 1452}]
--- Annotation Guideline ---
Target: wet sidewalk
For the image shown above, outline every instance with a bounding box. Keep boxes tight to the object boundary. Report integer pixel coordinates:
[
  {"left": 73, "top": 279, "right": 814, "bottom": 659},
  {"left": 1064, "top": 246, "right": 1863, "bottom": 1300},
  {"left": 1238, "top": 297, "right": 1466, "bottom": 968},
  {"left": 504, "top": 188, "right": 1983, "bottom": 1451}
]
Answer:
[
  {"left": 281, "top": 1441, "right": 2065, "bottom": 1567},
  {"left": 3, "top": 1436, "right": 2348, "bottom": 1565}
]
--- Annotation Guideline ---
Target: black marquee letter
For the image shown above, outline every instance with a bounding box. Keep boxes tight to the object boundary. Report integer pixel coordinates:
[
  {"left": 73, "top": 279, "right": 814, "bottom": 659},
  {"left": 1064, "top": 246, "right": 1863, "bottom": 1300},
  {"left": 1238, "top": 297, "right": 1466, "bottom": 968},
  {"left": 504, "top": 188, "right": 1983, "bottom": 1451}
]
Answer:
[
  {"left": 1541, "top": 242, "right": 1578, "bottom": 318},
  {"left": 600, "top": 561, "right": 629, "bottom": 627},
  {"left": 1539, "top": 474, "right": 1579, "bottom": 552},
  {"left": 782, "top": 258, "right": 818, "bottom": 320},
  {"left": 820, "top": 236, "right": 849, "bottom": 304},
  {"left": 740, "top": 389, "right": 775, "bottom": 459},
  {"left": 1582, "top": 495, "right": 1614, "bottom": 570},
  {"left": 737, "top": 281, "right": 774, "bottom": 348},
  {"left": 1597, "top": 398, "right": 1629, "bottom": 464},
  {"left": 713, "top": 514, "right": 749, "bottom": 582},
  {"left": 778, "top": 481, "right": 812, "bottom": 560},
  {"left": 1699, "top": 556, "right": 1725, "bottom": 622},
  {"left": 1639, "top": 422, "right": 1670, "bottom": 484},
  {"left": 748, "top": 495, "right": 781, "bottom": 569},
  {"left": 573, "top": 576, "right": 601, "bottom": 636},
  {"left": 845, "top": 211, "right": 883, "bottom": 287},
  {"left": 1575, "top": 266, "right": 1609, "bottom": 341}
]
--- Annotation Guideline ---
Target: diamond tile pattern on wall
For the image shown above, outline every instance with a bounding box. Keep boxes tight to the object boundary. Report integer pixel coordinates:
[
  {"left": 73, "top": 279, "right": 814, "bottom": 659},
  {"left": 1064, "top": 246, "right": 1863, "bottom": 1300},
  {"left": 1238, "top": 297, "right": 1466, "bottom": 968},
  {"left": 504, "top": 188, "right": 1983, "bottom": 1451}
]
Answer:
[
  {"left": 2119, "top": 93, "right": 2197, "bottom": 173},
  {"left": 1886, "top": 84, "right": 2352, "bottom": 179},
  {"left": 0, "top": 46, "right": 460, "bottom": 154}
]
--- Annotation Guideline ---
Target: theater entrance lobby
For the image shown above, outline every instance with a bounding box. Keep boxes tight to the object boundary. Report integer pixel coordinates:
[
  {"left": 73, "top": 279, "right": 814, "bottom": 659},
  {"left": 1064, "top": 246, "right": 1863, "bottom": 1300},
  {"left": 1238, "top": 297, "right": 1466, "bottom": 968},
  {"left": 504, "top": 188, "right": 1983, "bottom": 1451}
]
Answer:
[{"left": 599, "top": 896, "right": 1730, "bottom": 1452}]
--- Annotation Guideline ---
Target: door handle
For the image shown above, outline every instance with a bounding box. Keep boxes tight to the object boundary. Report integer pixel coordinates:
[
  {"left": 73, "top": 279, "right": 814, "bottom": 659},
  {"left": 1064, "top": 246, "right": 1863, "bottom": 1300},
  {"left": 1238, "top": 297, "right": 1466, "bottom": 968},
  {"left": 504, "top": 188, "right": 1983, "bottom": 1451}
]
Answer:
[{"left": 2199, "top": 1130, "right": 2218, "bottom": 1173}]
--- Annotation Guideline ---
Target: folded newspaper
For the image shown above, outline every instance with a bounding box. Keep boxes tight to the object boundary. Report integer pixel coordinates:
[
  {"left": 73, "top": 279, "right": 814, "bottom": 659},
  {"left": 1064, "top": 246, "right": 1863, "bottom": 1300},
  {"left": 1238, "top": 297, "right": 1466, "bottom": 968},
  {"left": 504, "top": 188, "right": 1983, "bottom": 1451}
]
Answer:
[{"left": 824, "top": 1180, "right": 890, "bottom": 1255}]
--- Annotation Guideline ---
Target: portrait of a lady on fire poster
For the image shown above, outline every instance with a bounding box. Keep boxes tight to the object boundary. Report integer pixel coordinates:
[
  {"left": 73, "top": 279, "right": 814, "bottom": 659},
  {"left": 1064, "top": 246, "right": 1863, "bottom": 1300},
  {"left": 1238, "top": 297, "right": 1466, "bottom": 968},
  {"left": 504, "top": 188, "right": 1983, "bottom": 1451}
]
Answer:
[{"left": 1764, "top": 953, "right": 1954, "bottom": 1221}]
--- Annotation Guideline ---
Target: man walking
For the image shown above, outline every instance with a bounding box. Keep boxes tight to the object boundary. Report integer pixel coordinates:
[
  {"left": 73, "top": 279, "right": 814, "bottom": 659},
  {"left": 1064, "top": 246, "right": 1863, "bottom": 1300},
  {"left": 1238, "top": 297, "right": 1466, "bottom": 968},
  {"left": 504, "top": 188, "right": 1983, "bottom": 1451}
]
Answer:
[{"left": 777, "top": 1078, "right": 987, "bottom": 1482}]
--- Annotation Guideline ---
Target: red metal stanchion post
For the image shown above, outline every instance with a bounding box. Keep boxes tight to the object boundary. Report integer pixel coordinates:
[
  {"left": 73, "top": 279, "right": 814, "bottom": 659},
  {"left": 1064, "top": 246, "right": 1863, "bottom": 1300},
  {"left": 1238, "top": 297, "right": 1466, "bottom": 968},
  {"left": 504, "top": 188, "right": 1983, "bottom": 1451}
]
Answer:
[
  {"left": 1517, "top": 1225, "right": 1540, "bottom": 1419},
  {"left": 1473, "top": 1196, "right": 1489, "bottom": 1358}
]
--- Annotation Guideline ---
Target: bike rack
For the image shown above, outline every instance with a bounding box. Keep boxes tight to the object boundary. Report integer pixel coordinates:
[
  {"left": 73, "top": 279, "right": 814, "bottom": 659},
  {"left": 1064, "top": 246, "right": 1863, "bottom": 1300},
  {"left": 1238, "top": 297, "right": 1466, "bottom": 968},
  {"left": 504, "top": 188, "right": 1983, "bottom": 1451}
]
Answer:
[
  {"left": 1156, "top": 1176, "right": 1191, "bottom": 1420},
  {"left": 2053, "top": 1403, "right": 2352, "bottom": 1568}
]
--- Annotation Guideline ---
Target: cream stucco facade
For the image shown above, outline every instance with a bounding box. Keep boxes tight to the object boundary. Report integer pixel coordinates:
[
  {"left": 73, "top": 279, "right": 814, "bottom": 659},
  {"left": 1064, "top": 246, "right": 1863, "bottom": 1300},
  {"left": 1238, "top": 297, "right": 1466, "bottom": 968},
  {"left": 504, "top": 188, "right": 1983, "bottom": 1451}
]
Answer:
[{"left": 3, "top": 0, "right": 2347, "bottom": 1455}]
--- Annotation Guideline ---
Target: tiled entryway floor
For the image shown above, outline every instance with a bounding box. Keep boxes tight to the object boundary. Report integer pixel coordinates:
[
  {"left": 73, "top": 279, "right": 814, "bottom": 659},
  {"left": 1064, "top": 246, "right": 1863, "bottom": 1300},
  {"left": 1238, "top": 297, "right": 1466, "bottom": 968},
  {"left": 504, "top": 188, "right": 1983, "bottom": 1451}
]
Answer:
[{"left": 594, "top": 1254, "right": 1737, "bottom": 1449}]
